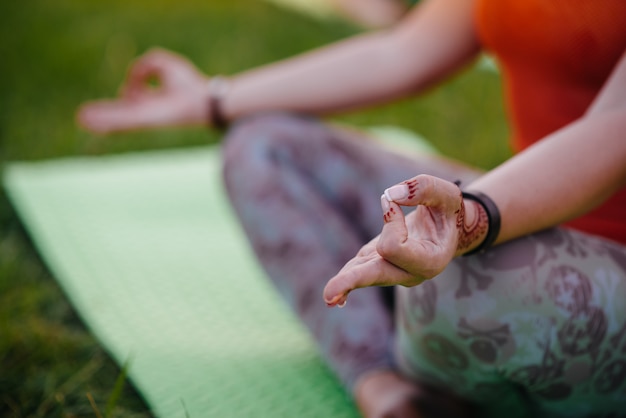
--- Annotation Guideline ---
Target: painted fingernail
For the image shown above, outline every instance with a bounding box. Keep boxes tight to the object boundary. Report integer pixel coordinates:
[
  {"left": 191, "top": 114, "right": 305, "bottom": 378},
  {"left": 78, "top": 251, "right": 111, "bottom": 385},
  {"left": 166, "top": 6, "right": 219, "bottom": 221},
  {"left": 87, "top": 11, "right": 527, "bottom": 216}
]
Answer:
[
  {"left": 384, "top": 184, "right": 409, "bottom": 202},
  {"left": 381, "top": 194, "right": 390, "bottom": 212},
  {"left": 325, "top": 294, "right": 342, "bottom": 307}
]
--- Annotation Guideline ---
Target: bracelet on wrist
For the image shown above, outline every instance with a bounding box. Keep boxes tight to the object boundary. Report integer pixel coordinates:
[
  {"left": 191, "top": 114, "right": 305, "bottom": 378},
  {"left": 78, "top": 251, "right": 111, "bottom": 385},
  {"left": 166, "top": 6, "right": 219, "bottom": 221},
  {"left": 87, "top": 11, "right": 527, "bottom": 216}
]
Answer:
[
  {"left": 461, "top": 190, "right": 501, "bottom": 256},
  {"left": 208, "top": 76, "right": 231, "bottom": 130}
]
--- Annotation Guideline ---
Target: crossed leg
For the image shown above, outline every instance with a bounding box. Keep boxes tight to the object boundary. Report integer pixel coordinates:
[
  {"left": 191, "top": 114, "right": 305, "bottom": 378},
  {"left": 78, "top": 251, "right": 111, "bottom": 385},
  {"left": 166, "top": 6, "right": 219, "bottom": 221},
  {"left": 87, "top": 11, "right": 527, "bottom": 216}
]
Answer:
[
  {"left": 395, "top": 228, "right": 626, "bottom": 417},
  {"left": 221, "top": 113, "right": 480, "bottom": 416},
  {"left": 221, "top": 113, "right": 626, "bottom": 417}
]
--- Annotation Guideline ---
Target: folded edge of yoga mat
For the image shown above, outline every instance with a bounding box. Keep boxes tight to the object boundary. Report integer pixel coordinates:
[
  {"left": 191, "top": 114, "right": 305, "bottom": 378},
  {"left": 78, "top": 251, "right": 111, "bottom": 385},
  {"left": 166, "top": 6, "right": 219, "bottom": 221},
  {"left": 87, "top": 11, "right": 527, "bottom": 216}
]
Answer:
[{"left": 3, "top": 145, "right": 360, "bottom": 418}]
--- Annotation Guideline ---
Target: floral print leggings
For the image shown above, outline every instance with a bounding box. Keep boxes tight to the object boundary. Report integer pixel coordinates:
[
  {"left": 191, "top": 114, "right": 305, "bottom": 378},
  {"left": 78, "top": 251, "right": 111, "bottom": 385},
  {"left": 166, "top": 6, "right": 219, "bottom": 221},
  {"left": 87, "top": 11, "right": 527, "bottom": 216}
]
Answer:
[{"left": 221, "top": 113, "right": 626, "bottom": 417}]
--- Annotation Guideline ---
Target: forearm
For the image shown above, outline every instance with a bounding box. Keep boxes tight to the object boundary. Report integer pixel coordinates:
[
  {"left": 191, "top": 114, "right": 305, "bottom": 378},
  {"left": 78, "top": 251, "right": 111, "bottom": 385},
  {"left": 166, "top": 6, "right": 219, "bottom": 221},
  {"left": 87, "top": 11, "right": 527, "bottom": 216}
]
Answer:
[
  {"left": 76, "top": 0, "right": 481, "bottom": 133},
  {"left": 221, "top": 0, "right": 480, "bottom": 120},
  {"left": 466, "top": 109, "right": 626, "bottom": 245}
]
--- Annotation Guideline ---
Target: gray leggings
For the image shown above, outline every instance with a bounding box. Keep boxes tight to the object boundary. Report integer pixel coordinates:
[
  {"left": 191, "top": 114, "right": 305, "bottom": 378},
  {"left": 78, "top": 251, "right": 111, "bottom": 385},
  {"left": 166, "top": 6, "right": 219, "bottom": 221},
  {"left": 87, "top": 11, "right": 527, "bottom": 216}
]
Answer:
[{"left": 221, "top": 113, "right": 626, "bottom": 417}]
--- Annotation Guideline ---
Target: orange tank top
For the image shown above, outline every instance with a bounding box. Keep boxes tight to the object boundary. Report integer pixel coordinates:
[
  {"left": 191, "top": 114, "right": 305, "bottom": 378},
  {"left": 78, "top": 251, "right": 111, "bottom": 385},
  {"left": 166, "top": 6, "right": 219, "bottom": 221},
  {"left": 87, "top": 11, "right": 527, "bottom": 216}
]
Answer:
[{"left": 475, "top": 0, "right": 626, "bottom": 245}]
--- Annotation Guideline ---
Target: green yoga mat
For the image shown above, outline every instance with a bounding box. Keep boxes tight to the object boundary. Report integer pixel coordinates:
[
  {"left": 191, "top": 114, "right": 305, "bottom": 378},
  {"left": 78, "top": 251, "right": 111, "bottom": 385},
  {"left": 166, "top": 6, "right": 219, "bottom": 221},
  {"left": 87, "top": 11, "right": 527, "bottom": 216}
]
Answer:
[{"left": 3, "top": 146, "right": 360, "bottom": 418}]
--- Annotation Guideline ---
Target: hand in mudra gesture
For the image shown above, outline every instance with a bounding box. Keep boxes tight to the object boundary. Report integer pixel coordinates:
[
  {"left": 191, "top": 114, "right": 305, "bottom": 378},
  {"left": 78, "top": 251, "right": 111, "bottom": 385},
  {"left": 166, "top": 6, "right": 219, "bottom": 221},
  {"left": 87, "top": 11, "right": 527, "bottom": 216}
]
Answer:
[
  {"left": 324, "top": 174, "right": 484, "bottom": 308},
  {"left": 77, "top": 48, "right": 209, "bottom": 134}
]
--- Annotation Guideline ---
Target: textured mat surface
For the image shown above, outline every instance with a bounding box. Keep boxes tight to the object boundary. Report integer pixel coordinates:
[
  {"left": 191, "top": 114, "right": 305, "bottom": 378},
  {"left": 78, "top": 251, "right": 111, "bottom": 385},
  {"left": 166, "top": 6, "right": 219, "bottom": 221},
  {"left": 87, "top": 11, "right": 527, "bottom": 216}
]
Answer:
[{"left": 3, "top": 146, "right": 359, "bottom": 418}]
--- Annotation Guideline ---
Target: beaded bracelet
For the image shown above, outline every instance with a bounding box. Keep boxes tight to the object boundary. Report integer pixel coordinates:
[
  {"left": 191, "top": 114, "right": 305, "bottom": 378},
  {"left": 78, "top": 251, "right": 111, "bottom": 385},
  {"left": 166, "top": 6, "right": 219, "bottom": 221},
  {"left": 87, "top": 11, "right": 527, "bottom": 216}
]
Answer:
[
  {"left": 208, "top": 76, "right": 231, "bottom": 130},
  {"left": 461, "top": 190, "right": 501, "bottom": 256}
]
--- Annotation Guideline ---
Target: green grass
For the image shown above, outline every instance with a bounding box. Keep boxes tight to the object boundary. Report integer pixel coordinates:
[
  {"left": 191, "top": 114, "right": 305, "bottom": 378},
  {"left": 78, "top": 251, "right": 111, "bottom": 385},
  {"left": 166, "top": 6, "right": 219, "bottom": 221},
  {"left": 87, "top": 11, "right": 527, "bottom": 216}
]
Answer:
[{"left": 0, "top": 0, "right": 510, "bottom": 416}]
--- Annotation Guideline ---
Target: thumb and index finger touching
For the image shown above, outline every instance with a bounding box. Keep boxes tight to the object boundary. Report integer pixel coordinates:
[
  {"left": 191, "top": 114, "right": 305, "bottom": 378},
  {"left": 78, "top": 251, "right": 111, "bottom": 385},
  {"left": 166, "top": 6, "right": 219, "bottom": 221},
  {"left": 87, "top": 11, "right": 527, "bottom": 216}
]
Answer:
[
  {"left": 377, "top": 175, "right": 460, "bottom": 267},
  {"left": 76, "top": 50, "right": 165, "bottom": 133},
  {"left": 76, "top": 49, "right": 197, "bottom": 134},
  {"left": 324, "top": 175, "right": 461, "bottom": 307},
  {"left": 120, "top": 48, "right": 187, "bottom": 99}
]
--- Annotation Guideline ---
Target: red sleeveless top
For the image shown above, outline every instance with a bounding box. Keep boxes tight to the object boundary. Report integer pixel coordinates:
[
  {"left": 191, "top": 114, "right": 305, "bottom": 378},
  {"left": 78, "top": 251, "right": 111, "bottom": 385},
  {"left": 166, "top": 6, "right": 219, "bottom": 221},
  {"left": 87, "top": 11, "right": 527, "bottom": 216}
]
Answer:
[{"left": 475, "top": 0, "right": 626, "bottom": 245}]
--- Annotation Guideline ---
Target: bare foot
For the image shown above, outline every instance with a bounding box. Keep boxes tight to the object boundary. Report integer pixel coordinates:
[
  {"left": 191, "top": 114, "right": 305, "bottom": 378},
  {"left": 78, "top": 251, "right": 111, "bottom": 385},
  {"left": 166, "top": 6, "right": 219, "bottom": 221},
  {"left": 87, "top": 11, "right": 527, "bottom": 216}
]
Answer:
[
  {"left": 354, "top": 370, "right": 475, "bottom": 418},
  {"left": 355, "top": 370, "right": 422, "bottom": 418}
]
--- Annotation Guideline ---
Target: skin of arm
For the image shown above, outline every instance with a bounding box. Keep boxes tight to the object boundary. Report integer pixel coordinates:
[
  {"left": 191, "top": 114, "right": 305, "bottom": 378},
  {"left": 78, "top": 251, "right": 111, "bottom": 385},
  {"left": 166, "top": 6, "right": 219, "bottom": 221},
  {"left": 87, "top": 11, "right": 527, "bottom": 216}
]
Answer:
[
  {"left": 77, "top": 0, "right": 480, "bottom": 133},
  {"left": 221, "top": 0, "right": 481, "bottom": 120},
  {"left": 465, "top": 50, "right": 626, "bottom": 245},
  {"left": 323, "top": 51, "right": 626, "bottom": 307}
]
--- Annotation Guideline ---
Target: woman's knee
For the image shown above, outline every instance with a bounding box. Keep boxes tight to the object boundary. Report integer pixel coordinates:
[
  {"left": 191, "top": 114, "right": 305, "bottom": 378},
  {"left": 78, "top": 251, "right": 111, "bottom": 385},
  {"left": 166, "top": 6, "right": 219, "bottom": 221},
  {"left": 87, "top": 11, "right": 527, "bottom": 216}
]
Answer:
[
  {"left": 221, "top": 112, "right": 305, "bottom": 194},
  {"left": 397, "top": 228, "right": 626, "bottom": 412},
  {"left": 222, "top": 112, "right": 317, "bottom": 168}
]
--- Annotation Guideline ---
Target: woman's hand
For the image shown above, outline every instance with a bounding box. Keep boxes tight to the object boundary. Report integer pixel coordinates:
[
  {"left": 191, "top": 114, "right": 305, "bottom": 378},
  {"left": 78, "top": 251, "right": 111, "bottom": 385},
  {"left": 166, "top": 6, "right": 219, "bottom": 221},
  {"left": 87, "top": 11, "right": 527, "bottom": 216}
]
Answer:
[
  {"left": 323, "top": 174, "right": 486, "bottom": 307},
  {"left": 77, "top": 48, "right": 210, "bottom": 134}
]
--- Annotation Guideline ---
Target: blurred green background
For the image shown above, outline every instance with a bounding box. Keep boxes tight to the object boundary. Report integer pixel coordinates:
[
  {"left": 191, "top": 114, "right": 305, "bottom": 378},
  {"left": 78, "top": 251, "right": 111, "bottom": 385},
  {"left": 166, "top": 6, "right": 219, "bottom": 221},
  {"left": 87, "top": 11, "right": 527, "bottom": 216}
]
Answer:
[{"left": 0, "top": 0, "right": 510, "bottom": 416}]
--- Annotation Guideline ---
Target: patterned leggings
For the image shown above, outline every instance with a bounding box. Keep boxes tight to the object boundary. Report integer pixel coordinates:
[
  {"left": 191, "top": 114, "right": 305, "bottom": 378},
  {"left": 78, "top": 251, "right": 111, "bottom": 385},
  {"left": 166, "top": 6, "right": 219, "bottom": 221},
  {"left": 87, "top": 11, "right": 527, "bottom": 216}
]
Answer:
[{"left": 221, "top": 113, "right": 626, "bottom": 417}]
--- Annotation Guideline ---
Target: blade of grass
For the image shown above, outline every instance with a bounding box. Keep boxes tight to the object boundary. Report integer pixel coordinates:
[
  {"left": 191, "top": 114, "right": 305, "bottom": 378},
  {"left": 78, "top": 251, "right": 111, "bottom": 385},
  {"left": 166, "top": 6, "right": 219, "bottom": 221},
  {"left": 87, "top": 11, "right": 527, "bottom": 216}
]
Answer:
[
  {"left": 35, "top": 354, "right": 104, "bottom": 417},
  {"left": 87, "top": 392, "right": 104, "bottom": 418},
  {"left": 104, "top": 357, "right": 132, "bottom": 418}
]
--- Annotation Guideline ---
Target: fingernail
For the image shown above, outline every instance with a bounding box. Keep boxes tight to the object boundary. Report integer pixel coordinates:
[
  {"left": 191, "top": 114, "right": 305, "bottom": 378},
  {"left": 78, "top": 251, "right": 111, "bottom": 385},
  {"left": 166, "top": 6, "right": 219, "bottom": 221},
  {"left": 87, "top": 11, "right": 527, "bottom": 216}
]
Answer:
[
  {"left": 338, "top": 300, "right": 347, "bottom": 308},
  {"left": 380, "top": 194, "right": 390, "bottom": 212},
  {"left": 384, "top": 184, "right": 409, "bottom": 201},
  {"left": 325, "top": 294, "right": 342, "bottom": 307}
]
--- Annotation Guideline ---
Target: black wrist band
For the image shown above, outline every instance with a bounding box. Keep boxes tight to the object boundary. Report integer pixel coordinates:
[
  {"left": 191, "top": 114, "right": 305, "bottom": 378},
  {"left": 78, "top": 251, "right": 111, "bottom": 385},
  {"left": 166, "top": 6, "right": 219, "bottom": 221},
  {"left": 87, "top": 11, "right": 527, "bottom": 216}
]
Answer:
[
  {"left": 210, "top": 96, "right": 227, "bottom": 131},
  {"left": 208, "top": 76, "right": 230, "bottom": 131},
  {"left": 461, "top": 190, "right": 501, "bottom": 256}
]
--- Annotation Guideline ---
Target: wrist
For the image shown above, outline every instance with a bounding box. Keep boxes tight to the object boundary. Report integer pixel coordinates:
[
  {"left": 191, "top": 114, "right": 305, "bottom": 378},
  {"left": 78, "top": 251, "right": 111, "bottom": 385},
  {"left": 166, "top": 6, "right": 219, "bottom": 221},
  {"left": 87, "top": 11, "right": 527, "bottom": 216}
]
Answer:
[
  {"left": 455, "top": 199, "right": 488, "bottom": 256},
  {"left": 456, "top": 191, "right": 501, "bottom": 256},
  {"left": 207, "top": 76, "right": 232, "bottom": 130}
]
